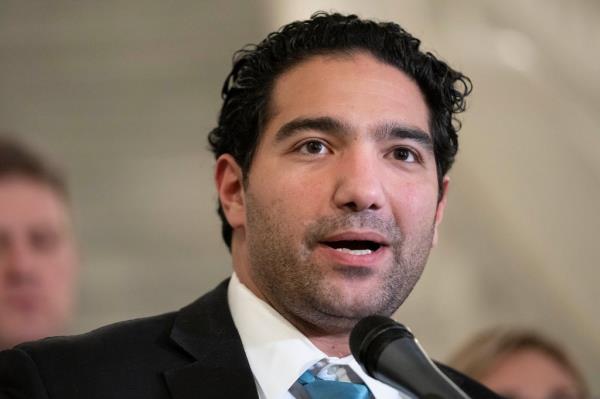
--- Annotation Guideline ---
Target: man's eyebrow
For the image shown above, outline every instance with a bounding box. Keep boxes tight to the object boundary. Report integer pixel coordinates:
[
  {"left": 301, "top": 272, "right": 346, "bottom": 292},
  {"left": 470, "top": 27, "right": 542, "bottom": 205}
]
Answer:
[
  {"left": 274, "top": 117, "right": 434, "bottom": 150},
  {"left": 374, "top": 123, "right": 433, "bottom": 150},
  {"left": 274, "top": 116, "right": 350, "bottom": 142}
]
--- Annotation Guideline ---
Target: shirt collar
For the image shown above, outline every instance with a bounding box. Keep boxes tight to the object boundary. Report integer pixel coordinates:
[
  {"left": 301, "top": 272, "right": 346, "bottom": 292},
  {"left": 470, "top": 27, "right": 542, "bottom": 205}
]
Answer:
[
  {"left": 228, "top": 272, "right": 323, "bottom": 398},
  {"left": 227, "top": 273, "right": 408, "bottom": 399}
]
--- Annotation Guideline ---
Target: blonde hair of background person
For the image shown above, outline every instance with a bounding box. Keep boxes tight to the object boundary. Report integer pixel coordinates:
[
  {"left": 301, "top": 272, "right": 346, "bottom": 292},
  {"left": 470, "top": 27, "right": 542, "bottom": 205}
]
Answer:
[
  {"left": 448, "top": 327, "right": 589, "bottom": 399},
  {"left": 0, "top": 135, "right": 78, "bottom": 350}
]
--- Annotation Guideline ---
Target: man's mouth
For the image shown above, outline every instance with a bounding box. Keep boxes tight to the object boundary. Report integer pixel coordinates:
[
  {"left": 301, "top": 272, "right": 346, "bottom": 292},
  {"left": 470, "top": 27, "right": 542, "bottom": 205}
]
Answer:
[{"left": 322, "top": 240, "right": 382, "bottom": 255}]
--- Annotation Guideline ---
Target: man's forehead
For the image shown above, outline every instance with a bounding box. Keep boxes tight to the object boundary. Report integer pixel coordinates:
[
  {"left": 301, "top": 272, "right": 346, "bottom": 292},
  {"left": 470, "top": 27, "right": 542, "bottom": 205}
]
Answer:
[
  {"left": 262, "top": 52, "right": 430, "bottom": 142},
  {"left": 0, "top": 175, "right": 67, "bottom": 200},
  {"left": 0, "top": 176, "right": 70, "bottom": 222}
]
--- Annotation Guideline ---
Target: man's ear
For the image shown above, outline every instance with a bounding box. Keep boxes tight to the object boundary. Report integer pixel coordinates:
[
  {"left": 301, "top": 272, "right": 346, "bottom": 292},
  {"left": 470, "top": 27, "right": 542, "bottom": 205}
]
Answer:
[
  {"left": 432, "top": 176, "right": 450, "bottom": 247},
  {"left": 215, "top": 154, "right": 246, "bottom": 229}
]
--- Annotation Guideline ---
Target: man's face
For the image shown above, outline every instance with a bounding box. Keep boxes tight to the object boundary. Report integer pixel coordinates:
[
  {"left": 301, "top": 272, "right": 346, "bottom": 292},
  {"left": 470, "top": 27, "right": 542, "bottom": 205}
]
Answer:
[
  {"left": 0, "top": 176, "right": 77, "bottom": 349},
  {"left": 218, "top": 52, "right": 447, "bottom": 333}
]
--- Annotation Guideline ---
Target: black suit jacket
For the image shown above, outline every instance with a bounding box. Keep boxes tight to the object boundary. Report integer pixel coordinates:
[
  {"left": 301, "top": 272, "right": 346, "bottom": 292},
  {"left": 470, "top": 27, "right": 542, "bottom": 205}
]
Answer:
[{"left": 0, "top": 280, "right": 500, "bottom": 398}]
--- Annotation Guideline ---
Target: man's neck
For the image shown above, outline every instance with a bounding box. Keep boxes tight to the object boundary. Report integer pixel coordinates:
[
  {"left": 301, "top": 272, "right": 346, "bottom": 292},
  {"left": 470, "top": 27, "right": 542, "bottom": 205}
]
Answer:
[
  {"left": 233, "top": 266, "right": 353, "bottom": 358},
  {"left": 306, "top": 332, "right": 351, "bottom": 358},
  {"left": 256, "top": 295, "right": 353, "bottom": 358}
]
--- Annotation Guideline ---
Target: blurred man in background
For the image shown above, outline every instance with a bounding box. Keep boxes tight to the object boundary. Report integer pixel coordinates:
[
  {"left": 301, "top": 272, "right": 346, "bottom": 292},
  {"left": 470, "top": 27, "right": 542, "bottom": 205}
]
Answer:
[
  {"left": 449, "top": 328, "right": 589, "bottom": 399},
  {"left": 0, "top": 136, "right": 78, "bottom": 350}
]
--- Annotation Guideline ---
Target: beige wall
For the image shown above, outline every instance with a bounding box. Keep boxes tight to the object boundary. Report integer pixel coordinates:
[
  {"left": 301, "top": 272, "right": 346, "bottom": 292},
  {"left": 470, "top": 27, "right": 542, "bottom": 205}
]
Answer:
[{"left": 1, "top": 0, "right": 597, "bottom": 391}]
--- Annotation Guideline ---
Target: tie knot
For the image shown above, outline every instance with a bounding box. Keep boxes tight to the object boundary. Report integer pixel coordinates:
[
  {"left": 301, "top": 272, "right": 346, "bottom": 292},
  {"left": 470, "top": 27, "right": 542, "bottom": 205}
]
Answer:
[
  {"left": 291, "top": 359, "right": 373, "bottom": 399},
  {"left": 311, "top": 359, "right": 356, "bottom": 383}
]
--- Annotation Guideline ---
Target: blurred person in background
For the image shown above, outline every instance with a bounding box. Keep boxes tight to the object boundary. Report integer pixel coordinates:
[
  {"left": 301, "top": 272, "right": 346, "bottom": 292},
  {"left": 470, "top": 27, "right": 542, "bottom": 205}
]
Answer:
[
  {"left": 0, "top": 135, "right": 78, "bottom": 350},
  {"left": 448, "top": 328, "right": 589, "bottom": 399}
]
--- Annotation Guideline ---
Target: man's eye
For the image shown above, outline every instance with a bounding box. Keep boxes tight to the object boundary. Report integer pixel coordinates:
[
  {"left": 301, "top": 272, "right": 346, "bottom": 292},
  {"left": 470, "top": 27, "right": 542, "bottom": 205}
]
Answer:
[
  {"left": 392, "top": 148, "right": 417, "bottom": 163},
  {"left": 298, "top": 140, "right": 329, "bottom": 155},
  {"left": 29, "top": 230, "right": 60, "bottom": 253}
]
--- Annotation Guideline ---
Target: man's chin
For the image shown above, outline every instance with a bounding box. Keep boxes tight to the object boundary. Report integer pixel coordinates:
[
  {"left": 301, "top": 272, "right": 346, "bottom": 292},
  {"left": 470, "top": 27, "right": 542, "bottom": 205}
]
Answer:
[
  {"left": 310, "top": 281, "right": 397, "bottom": 326},
  {"left": 305, "top": 302, "right": 384, "bottom": 334},
  {"left": 331, "top": 265, "right": 376, "bottom": 279},
  {"left": 325, "top": 266, "right": 389, "bottom": 300}
]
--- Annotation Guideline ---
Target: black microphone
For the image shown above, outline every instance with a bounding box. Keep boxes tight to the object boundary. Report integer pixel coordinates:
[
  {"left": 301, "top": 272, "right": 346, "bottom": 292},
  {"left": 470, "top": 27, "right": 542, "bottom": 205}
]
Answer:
[{"left": 350, "top": 315, "right": 470, "bottom": 399}]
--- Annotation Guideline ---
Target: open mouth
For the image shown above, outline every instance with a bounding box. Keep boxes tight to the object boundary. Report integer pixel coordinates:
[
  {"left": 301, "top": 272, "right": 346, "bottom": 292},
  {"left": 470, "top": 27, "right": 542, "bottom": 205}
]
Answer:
[{"left": 321, "top": 240, "right": 383, "bottom": 255}]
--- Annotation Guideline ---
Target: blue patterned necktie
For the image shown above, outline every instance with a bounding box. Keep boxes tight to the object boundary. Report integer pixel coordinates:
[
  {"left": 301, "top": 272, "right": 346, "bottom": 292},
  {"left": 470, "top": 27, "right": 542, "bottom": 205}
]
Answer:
[{"left": 290, "top": 359, "right": 372, "bottom": 399}]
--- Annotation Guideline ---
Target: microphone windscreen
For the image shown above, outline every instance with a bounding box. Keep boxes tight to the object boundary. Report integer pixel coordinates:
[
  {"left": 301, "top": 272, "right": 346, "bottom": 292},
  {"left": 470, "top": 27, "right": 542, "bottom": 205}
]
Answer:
[
  {"left": 350, "top": 315, "right": 413, "bottom": 375},
  {"left": 350, "top": 316, "right": 471, "bottom": 399}
]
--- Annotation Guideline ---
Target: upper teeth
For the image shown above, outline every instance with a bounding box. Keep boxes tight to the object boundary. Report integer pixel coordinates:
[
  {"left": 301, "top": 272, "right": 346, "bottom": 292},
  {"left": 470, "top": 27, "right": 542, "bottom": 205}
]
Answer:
[{"left": 335, "top": 248, "right": 373, "bottom": 255}]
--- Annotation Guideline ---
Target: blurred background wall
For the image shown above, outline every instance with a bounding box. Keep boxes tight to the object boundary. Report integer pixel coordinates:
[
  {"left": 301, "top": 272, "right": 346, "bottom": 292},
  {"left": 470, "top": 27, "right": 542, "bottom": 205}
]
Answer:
[{"left": 1, "top": 0, "right": 598, "bottom": 390}]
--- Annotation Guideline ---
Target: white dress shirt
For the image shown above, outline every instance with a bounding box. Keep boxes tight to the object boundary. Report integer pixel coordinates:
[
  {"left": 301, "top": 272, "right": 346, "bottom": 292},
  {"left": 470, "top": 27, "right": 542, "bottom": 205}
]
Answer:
[{"left": 228, "top": 273, "right": 413, "bottom": 399}]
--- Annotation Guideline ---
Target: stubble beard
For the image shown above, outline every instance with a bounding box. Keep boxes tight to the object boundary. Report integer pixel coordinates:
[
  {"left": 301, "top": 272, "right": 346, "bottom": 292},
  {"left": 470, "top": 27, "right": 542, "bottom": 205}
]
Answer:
[{"left": 245, "top": 193, "right": 435, "bottom": 335}]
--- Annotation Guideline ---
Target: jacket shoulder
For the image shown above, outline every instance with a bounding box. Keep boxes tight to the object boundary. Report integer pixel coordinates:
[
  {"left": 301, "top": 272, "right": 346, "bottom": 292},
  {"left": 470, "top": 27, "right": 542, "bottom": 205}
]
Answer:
[
  {"left": 21, "top": 310, "right": 182, "bottom": 365},
  {"left": 0, "top": 348, "right": 49, "bottom": 398},
  {"left": 0, "top": 311, "right": 188, "bottom": 399}
]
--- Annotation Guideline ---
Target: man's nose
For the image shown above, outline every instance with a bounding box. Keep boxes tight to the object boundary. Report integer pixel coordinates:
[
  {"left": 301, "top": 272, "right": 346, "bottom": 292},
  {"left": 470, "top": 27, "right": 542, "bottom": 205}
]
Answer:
[
  {"left": 1, "top": 239, "right": 36, "bottom": 281},
  {"left": 332, "top": 150, "right": 385, "bottom": 212}
]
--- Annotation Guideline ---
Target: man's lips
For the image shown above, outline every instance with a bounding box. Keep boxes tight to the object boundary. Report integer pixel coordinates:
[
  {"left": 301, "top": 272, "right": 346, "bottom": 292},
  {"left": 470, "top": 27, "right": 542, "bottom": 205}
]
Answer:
[
  {"left": 4, "top": 293, "right": 43, "bottom": 311},
  {"left": 316, "top": 230, "right": 390, "bottom": 266},
  {"left": 319, "top": 230, "right": 389, "bottom": 248}
]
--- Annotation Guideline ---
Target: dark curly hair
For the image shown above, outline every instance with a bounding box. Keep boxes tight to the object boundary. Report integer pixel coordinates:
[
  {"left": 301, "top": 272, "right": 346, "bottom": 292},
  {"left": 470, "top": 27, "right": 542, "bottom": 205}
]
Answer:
[{"left": 209, "top": 12, "right": 472, "bottom": 249}]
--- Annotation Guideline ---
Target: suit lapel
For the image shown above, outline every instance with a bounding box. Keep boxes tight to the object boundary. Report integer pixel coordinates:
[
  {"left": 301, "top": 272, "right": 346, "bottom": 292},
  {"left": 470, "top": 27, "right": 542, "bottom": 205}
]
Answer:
[{"left": 164, "top": 280, "right": 258, "bottom": 399}]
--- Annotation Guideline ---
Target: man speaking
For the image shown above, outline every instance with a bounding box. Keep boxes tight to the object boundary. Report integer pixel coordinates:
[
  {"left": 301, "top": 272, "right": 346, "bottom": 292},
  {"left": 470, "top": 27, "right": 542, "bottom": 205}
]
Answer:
[{"left": 0, "top": 12, "right": 499, "bottom": 399}]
